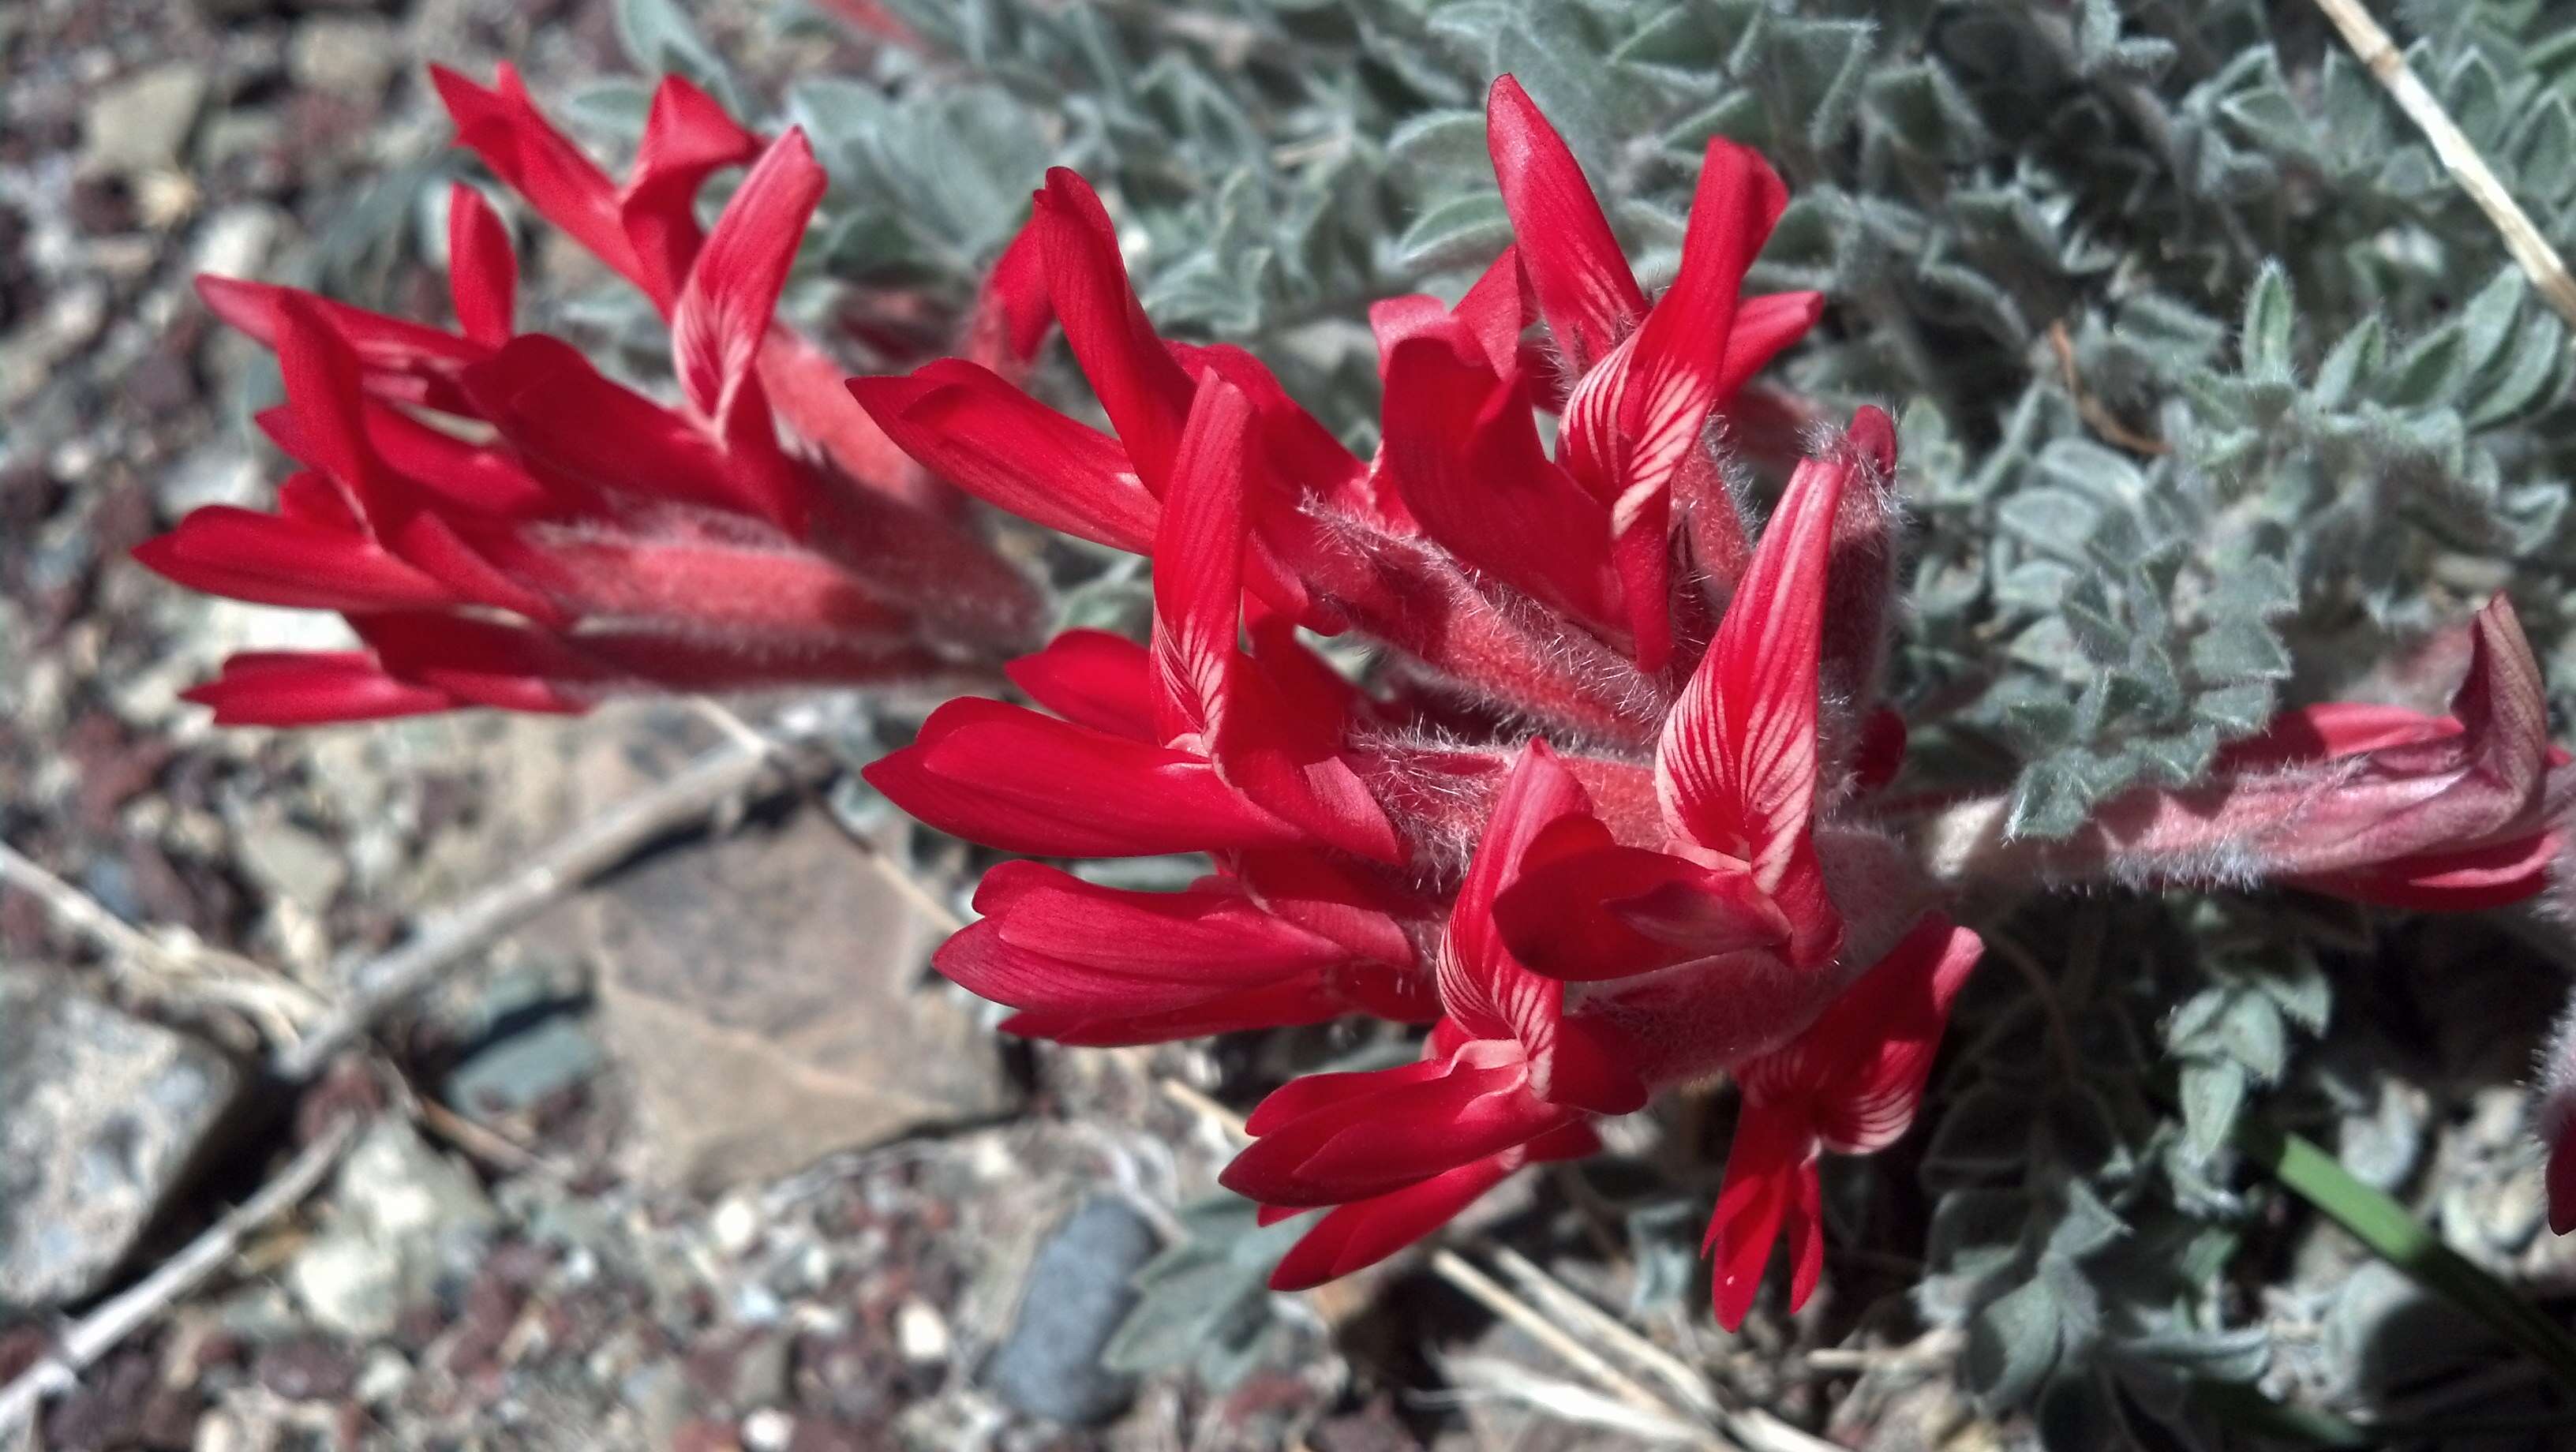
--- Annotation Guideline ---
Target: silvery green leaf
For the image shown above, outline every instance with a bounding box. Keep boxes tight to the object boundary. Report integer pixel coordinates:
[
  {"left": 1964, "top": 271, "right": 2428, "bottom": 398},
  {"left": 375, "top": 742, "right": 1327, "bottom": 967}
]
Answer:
[
  {"left": 2177, "top": 1057, "right": 2247, "bottom": 1165},
  {"left": 1966, "top": 1277, "right": 2066, "bottom": 1410},
  {"left": 2044, "top": 1181, "right": 2129, "bottom": 1263},
  {"left": 616, "top": 0, "right": 744, "bottom": 111},
  {"left": 1385, "top": 110, "right": 1490, "bottom": 183},
  {"left": 2239, "top": 262, "right": 2295, "bottom": 384},
  {"left": 1395, "top": 192, "right": 1512, "bottom": 269}
]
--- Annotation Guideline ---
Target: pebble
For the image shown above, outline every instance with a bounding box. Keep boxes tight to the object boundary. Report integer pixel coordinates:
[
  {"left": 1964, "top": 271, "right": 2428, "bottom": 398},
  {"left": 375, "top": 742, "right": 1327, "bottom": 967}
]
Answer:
[
  {"left": 981, "top": 1199, "right": 1158, "bottom": 1426},
  {"left": 894, "top": 1300, "right": 950, "bottom": 1364},
  {"left": 740, "top": 1409, "right": 795, "bottom": 1452},
  {"left": 82, "top": 64, "right": 208, "bottom": 174}
]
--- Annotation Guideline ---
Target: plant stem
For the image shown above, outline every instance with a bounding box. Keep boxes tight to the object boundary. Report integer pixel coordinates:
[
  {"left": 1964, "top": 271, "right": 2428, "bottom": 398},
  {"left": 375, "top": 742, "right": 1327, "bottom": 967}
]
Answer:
[{"left": 2240, "top": 1120, "right": 2576, "bottom": 1394}]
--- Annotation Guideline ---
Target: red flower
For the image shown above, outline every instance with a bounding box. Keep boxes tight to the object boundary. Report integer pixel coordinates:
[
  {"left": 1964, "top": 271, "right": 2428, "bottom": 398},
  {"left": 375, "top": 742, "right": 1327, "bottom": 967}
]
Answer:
[
  {"left": 141, "top": 73, "right": 1043, "bottom": 724},
  {"left": 1923, "top": 597, "right": 2574, "bottom": 911},
  {"left": 1704, "top": 912, "right": 1983, "bottom": 1329}
]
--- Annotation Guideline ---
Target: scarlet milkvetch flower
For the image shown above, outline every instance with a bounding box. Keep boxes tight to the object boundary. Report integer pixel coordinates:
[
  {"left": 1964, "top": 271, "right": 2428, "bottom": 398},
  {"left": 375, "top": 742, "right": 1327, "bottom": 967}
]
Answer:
[
  {"left": 855, "top": 74, "right": 1975, "bottom": 1320},
  {"left": 138, "top": 69, "right": 1044, "bottom": 724},
  {"left": 1919, "top": 596, "right": 2574, "bottom": 911}
]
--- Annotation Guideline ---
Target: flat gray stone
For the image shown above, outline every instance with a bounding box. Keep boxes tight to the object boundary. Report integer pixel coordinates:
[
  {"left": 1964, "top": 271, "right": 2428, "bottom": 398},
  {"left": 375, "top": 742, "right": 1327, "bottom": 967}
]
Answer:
[
  {"left": 983, "top": 1199, "right": 1159, "bottom": 1426},
  {"left": 1, "top": 969, "right": 243, "bottom": 1308},
  {"left": 586, "top": 810, "right": 1017, "bottom": 1190}
]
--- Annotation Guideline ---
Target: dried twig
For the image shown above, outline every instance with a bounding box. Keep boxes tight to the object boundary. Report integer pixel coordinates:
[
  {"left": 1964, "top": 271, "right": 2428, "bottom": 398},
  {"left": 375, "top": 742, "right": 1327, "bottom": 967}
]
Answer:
[
  {"left": 1428, "top": 1250, "right": 1708, "bottom": 1436},
  {"left": 273, "top": 736, "right": 795, "bottom": 1080},
  {"left": 2308, "top": 0, "right": 2576, "bottom": 333},
  {"left": 0, "top": 1116, "right": 361, "bottom": 1438},
  {"left": 688, "top": 698, "right": 969, "bottom": 934},
  {"left": 0, "top": 840, "right": 323, "bottom": 1035}
]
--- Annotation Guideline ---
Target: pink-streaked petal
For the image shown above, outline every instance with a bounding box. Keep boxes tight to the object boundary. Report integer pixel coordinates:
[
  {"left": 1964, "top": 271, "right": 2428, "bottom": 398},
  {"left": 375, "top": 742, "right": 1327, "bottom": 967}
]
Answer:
[
  {"left": 620, "top": 73, "right": 764, "bottom": 309},
  {"left": 1221, "top": 1054, "right": 1574, "bottom": 1205},
  {"left": 1485, "top": 74, "right": 1644, "bottom": 372},
  {"left": 1658, "top": 433, "right": 1855, "bottom": 945},
  {"left": 672, "top": 129, "right": 824, "bottom": 438},
  {"left": 1150, "top": 374, "right": 1256, "bottom": 744},
  {"left": 1739, "top": 914, "right": 1982, "bottom": 1156},
  {"left": 1557, "top": 141, "right": 1793, "bottom": 672}
]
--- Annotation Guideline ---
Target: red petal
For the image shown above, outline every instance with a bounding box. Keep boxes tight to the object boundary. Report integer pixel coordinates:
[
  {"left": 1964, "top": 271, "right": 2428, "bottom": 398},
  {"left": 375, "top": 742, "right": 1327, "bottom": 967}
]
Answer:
[
  {"left": 1454, "top": 245, "right": 1533, "bottom": 376},
  {"left": 2293, "top": 831, "right": 2559, "bottom": 911},
  {"left": 1740, "top": 914, "right": 1982, "bottom": 1155},
  {"left": 181, "top": 651, "right": 455, "bottom": 726},
  {"left": 1005, "top": 629, "right": 1157, "bottom": 740},
  {"left": 969, "top": 860, "right": 1346, "bottom": 979},
  {"left": 672, "top": 129, "right": 823, "bottom": 439},
  {"left": 1704, "top": 1099, "right": 1815, "bottom": 1331},
  {"left": 964, "top": 215, "right": 1054, "bottom": 372},
  {"left": 196, "top": 275, "right": 481, "bottom": 410},
  {"left": 1002, "top": 975, "right": 1351, "bottom": 1046},
  {"left": 861, "top": 698, "right": 1301, "bottom": 858},
  {"left": 849, "top": 361, "right": 1156, "bottom": 553},
  {"left": 1380, "top": 326, "right": 1623, "bottom": 635},
  {"left": 459, "top": 335, "right": 792, "bottom": 526},
  {"left": 620, "top": 74, "right": 764, "bottom": 308},
  {"left": 352, "top": 612, "right": 597, "bottom": 714},
  {"left": 445, "top": 184, "right": 517, "bottom": 346},
  {"left": 1033, "top": 168, "right": 1196, "bottom": 492},
  {"left": 1485, "top": 75, "right": 1645, "bottom": 373},
  {"left": 432, "top": 65, "right": 638, "bottom": 288},
  {"left": 133, "top": 505, "right": 452, "bottom": 613},
  {"left": 1268, "top": 1154, "right": 1519, "bottom": 1290},
  {"left": 1220, "top": 1050, "right": 1574, "bottom": 1205},
  {"left": 1495, "top": 824, "right": 1786, "bottom": 982}
]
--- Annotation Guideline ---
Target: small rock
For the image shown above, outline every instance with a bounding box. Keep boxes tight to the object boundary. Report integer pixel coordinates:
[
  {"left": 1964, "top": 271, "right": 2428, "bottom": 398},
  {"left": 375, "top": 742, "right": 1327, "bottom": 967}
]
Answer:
[
  {"left": 0, "top": 970, "right": 243, "bottom": 1306},
  {"left": 192, "top": 204, "right": 282, "bottom": 283},
  {"left": 711, "top": 1195, "right": 762, "bottom": 1258},
  {"left": 83, "top": 65, "right": 208, "bottom": 175},
  {"left": 441, "top": 1012, "right": 605, "bottom": 1117},
  {"left": 286, "top": 17, "right": 396, "bottom": 102},
  {"left": 286, "top": 1119, "right": 494, "bottom": 1337},
  {"left": 741, "top": 1409, "right": 796, "bottom": 1452},
  {"left": 587, "top": 810, "right": 1017, "bottom": 1189},
  {"left": 234, "top": 813, "right": 346, "bottom": 911},
  {"left": 982, "top": 1199, "right": 1159, "bottom": 1426},
  {"left": 893, "top": 1300, "right": 949, "bottom": 1364},
  {"left": 354, "top": 1349, "right": 413, "bottom": 1405},
  {"left": 285, "top": 1226, "right": 402, "bottom": 1339},
  {"left": 255, "top": 1336, "right": 357, "bottom": 1401}
]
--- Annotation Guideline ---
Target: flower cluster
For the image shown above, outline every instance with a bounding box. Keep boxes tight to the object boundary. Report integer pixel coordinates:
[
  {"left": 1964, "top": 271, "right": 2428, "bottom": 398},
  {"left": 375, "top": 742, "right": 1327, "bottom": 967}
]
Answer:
[
  {"left": 855, "top": 77, "right": 1985, "bottom": 1324},
  {"left": 853, "top": 76, "right": 2576, "bottom": 1318},
  {"left": 140, "top": 69, "right": 1043, "bottom": 724}
]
